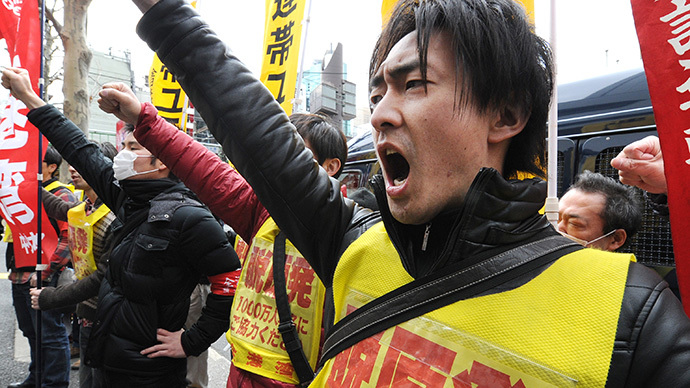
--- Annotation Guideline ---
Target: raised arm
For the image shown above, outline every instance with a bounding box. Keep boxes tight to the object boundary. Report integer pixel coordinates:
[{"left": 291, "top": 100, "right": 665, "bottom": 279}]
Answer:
[
  {"left": 134, "top": 0, "right": 355, "bottom": 283},
  {"left": 1, "top": 67, "right": 44, "bottom": 109},
  {"left": 26, "top": 106, "right": 123, "bottom": 212},
  {"left": 610, "top": 136, "right": 667, "bottom": 194},
  {"left": 132, "top": 0, "right": 159, "bottom": 13},
  {"left": 2, "top": 68, "right": 123, "bottom": 211},
  {"left": 98, "top": 84, "right": 269, "bottom": 242}
]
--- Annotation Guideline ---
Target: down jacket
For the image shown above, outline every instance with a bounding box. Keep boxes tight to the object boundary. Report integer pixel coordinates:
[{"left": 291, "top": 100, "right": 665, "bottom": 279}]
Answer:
[
  {"left": 27, "top": 104, "right": 242, "bottom": 383},
  {"left": 136, "top": 1, "right": 690, "bottom": 386}
]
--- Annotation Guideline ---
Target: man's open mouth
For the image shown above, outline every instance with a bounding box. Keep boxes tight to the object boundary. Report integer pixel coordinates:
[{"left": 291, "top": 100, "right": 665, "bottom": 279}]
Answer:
[{"left": 384, "top": 149, "right": 410, "bottom": 186}]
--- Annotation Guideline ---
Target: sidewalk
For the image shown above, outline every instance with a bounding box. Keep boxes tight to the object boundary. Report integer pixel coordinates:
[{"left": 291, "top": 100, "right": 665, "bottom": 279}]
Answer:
[{"left": 0, "top": 270, "right": 232, "bottom": 387}]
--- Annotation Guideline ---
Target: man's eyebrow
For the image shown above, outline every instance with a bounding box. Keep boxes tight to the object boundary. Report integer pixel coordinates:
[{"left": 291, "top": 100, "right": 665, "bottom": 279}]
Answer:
[{"left": 369, "top": 59, "right": 421, "bottom": 90}]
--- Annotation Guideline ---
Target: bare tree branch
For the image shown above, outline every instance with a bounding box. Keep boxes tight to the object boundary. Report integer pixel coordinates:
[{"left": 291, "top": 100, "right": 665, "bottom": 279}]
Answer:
[{"left": 45, "top": 7, "right": 63, "bottom": 35}]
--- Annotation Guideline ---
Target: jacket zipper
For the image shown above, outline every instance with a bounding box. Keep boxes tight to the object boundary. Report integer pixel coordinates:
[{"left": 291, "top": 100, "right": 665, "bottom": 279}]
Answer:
[{"left": 421, "top": 223, "right": 431, "bottom": 251}]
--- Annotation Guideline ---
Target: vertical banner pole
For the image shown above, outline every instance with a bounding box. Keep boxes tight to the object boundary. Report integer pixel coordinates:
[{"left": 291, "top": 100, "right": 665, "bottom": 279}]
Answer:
[
  {"left": 545, "top": 0, "right": 559, "bottom": 226},
  {"left": 35, "top": 0, "right": 47, "bottom": 385}
]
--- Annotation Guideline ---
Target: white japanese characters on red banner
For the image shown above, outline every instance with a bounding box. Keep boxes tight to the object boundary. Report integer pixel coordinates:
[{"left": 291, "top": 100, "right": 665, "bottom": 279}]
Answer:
[
  {"left": 631, "top": 0, "right": 690, "bottom": 314},
  {"left": 0, "top": 0, "right": 58, "bottom": 267}
]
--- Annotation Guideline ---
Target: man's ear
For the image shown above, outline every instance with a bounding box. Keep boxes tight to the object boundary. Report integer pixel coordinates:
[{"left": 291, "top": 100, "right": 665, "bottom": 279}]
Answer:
[
  {"left": 607, "top": 229, "right": 627, "bottom": 252},
  {"left": 46, "top": 163, "right": 58, "bottom": 176},
  {"left": 321, "top": 157, "right": 342, "bottom": 178},
  {"left": 489, "top": 105, "right": 527, "bottom": 144},
  {"left": 154, "top": 159, "right": 169, "bottom": 173}
]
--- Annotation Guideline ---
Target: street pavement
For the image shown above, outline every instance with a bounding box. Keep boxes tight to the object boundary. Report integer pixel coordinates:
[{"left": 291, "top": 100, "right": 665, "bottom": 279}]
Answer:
[{"left": 0, "top": 242, "right": 233, "bottom": 388}]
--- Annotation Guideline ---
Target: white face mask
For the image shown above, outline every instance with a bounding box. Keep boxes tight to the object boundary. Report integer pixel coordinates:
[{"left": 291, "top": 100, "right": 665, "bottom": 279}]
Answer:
[
  {"left": 112, "top": 149, "right": 158, "bottom": 181},
  {"left": 559, "top": 229, "right": 616, "bottom": 248}
]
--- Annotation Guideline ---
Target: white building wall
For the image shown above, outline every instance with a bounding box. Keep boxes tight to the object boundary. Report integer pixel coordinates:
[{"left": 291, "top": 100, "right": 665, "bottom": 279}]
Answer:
[{"left": 87, "top": 50, "right": 150, "bottom": 144}]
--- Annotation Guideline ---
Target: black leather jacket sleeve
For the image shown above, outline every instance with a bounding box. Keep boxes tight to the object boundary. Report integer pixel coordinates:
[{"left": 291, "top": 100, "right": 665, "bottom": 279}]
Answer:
[
  {"left": 137, "top": 0, "right": 354, "bottom": 286},
  {"left": 606, "top": 262, "right": 690, "bottom": 387}
]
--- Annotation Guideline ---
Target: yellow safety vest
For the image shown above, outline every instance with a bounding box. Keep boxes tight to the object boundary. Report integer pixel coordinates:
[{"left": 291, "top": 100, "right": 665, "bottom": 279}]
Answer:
[
  {"left": 312, "top": 222, "right": 632, "bottom": 388},
  {"left": 2, "top": 219, "right": 12, "bottom": 243},
  {"left": 67, "top": 202, "right": 111, "bottom": 279},
  {"left": 232, "top": 234, "right": 250, "bottom": 266},
  {"left": 65, "top": 183, "right": 84, "bottom": 201},
  {"left": 45, "top": 180, "right": 73, "bottom": 194},
  {"left": 227, "top": 218, "right": 326, "bottom": 384}
]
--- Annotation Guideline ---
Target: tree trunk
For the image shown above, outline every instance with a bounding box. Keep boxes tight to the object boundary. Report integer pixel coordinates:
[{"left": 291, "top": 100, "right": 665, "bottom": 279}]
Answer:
[{"left": 61, "top": 0, "right": 92, "bottom": 135}]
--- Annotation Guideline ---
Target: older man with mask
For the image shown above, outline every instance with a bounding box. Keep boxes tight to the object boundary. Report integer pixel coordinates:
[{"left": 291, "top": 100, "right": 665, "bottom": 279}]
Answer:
[{"left": 558, "top": 171, "right": 642, "bottom": 252}]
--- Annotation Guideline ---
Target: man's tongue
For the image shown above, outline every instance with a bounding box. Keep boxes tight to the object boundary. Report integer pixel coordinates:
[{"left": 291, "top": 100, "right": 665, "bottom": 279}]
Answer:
[{"left": 388, "top": 152, "right": 410, "bottom": 186}]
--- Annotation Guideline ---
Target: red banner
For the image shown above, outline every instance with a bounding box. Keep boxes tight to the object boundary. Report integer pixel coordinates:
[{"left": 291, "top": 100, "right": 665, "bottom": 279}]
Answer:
[
  {"left": 0, "top": 0, "right": 20, "bottom": 51},
  {"left": 0, "top": 0, "right": 58, "bottom": 267},
  {"left": 631, "top": 0, "right": 690, "bottom": 313}
]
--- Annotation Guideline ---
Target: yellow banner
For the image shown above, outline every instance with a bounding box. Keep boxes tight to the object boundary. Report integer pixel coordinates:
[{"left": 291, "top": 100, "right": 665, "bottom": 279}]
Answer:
[
  {"left": 381, "top": 0, "right": 535, "bottom": 26},
  {"left": 514, "top": 0, "right": 535, "bottom": 23},
  {"left": 260, "top": 0, "right": 306, "bottom": 116},
  {"left": 148, "top": 1, "right": 196, "bottom": 131},
  {"left": 381, "top": 0, "right": 398, "bottom": 26},
  {"left": 149, "top": 54, "right": 189, "bottom": 131}
]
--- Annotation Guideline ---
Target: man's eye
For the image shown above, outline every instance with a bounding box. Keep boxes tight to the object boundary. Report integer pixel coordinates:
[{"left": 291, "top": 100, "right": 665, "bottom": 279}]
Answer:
[
  {"left": 369, "top": 94, "right": 382, "bottom": 107},
  {"left": 405, "top": 80, "right": 424, "bottom": 90}
]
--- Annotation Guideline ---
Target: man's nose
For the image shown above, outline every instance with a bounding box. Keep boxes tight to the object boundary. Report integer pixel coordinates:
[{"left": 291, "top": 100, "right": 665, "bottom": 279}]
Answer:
[{"left": 370, "top": 93, "right": 402, "bottom": 133}]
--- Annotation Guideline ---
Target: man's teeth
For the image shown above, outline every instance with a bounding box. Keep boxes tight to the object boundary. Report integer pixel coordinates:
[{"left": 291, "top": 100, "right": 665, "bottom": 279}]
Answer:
[{"left": 394, "top": 178, "right": 405, "bottom": 186}]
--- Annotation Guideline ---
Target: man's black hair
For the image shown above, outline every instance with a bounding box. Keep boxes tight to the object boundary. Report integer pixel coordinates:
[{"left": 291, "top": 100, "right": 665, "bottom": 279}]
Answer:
[
  {"left": 369, "top": 0, "right": 554, "bottom": 179},
  {"left": 43, "top": 145, "right": 62, "bottom": 178},
  {"left": 121, "top": 123, "right": 135, "bottom": 135},
  {"left": 98, "top": 141, "right": 118, "bottom": 162},
  {"left": 290, "top": 113, "right": 348, "bottom": 178},
  {"left": 568, "top": 170, "right": 643, "bottom": 246}
]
